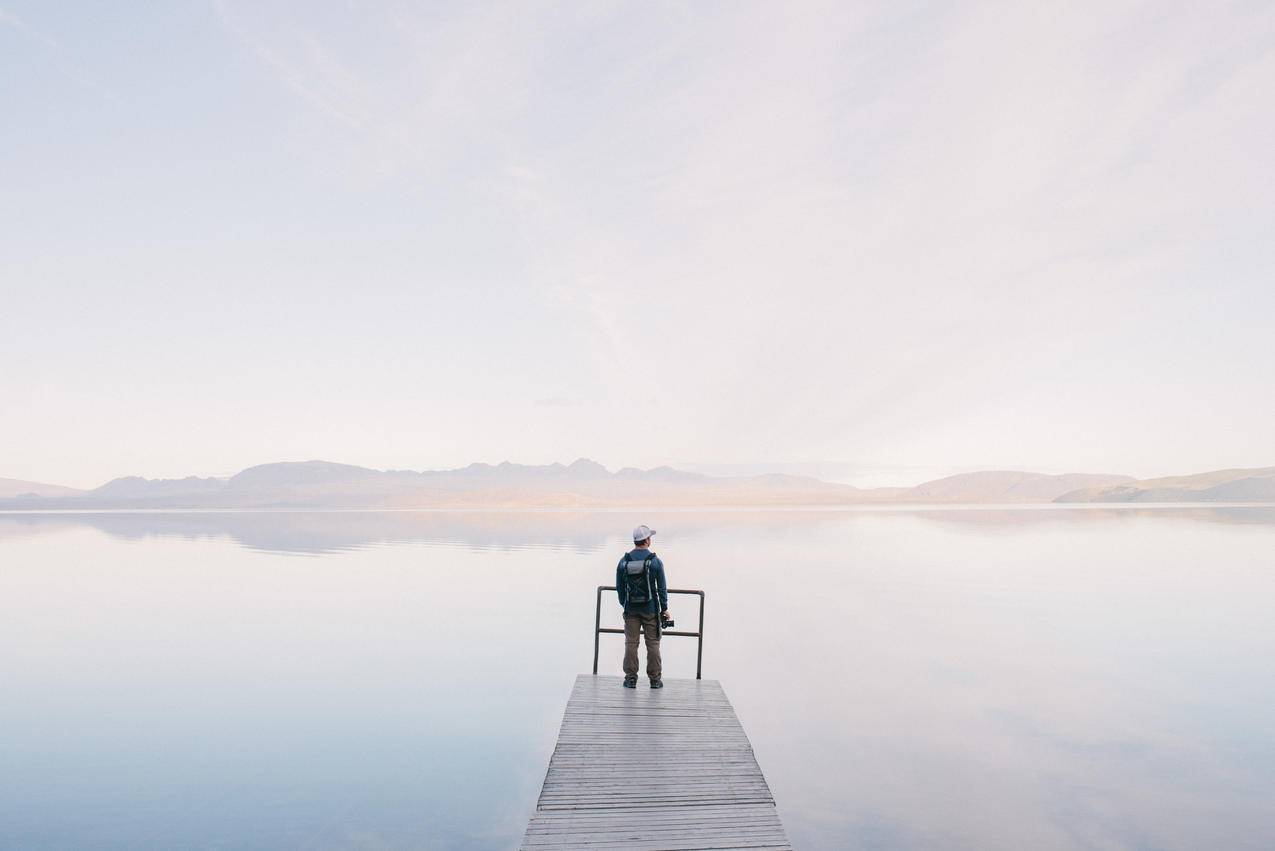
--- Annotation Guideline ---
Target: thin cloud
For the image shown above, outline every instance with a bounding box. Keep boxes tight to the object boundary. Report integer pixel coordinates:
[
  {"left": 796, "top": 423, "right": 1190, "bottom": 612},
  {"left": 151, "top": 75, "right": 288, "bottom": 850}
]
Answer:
[
  {"left": 1, "top": 6, "right": 119, "bottom": 101},
  {"left": 3, "top": 1, "right": 1272, "bottom": 484},
  {"left": 0, "top": 7, "right": 58, "bottom": 49},
  {"left": 213, "top": 0, "right": 367, "bottom": 133}
]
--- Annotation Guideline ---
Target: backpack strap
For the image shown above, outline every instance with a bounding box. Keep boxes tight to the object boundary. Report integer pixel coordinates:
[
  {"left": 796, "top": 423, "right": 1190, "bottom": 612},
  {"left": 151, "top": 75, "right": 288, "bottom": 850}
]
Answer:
[{"left": 645, "top": 554, "right": 656, "bottom": 611}]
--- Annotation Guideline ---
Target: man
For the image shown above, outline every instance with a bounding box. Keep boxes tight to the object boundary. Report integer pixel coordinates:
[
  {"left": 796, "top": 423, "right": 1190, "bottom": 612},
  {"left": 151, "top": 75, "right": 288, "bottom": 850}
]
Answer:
[{"left": 616, "top": 524, "right": 669, "bottom": 689}]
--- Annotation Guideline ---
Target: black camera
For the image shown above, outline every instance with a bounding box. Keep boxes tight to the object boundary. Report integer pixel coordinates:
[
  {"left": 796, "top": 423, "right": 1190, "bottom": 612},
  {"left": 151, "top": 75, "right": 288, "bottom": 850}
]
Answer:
[{"left": 660, "top": 614, "right": 675, "bottom": 630}]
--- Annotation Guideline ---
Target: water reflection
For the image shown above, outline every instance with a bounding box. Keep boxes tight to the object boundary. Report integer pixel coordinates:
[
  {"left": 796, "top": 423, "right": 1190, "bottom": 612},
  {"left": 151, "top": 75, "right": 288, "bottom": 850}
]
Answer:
[
  {"left": 1, "top": 508, "right": 1273, "bottom": 850},
  {"left": 3, "top": 505, "right": 1274, "bottom": 555}
]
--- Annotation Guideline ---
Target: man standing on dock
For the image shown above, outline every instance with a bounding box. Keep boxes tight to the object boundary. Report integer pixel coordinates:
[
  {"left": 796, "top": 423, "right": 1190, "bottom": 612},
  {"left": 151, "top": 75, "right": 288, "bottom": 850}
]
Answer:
[{"left": 616, "top": 525, "right": 669, "bottom": 689}]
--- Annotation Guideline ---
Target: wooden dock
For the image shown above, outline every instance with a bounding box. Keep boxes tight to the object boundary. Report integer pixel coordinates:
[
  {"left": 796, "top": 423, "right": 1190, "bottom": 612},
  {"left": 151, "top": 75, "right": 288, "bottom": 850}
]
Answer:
[{"left": 521, "top": 674, "right": 791, "bottom": 850}]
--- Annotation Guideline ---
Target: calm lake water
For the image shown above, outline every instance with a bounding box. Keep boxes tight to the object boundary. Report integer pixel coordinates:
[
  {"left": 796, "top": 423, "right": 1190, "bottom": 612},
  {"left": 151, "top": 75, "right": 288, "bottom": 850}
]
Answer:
[{"left": 1, "top": 507, "right": 1272, "bottom": 850}]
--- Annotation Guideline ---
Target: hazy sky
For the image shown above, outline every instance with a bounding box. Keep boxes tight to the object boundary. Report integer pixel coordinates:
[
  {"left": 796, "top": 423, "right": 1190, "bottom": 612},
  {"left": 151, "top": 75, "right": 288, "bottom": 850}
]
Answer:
[{"left": 3, "top": 1, "right": 1273, "bottom": 488}]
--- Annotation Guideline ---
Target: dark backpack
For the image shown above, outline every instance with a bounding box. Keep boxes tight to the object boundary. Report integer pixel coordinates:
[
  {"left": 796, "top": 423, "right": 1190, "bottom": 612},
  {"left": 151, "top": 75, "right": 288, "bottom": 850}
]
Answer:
[{"left": 623, "top": 553, "right": 656, "bottom": 604}]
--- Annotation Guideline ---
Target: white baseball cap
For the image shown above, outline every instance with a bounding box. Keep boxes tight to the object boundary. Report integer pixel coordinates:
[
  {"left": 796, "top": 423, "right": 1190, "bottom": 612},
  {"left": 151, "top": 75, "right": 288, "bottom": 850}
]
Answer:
[{"left": 632, "top": 525, "right": 656, "bottom": 542}]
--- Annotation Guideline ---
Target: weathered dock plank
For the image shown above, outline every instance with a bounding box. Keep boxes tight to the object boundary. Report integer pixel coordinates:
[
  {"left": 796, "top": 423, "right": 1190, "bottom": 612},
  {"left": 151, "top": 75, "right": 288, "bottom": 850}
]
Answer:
[{"left": 521, "top": 674, "right": 791, "bottom": 850}]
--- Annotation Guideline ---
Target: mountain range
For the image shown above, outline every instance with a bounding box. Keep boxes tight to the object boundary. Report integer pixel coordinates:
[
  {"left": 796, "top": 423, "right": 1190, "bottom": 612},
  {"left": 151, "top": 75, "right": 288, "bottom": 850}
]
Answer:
[{"left": 2, "top": 460, "right": 1273, "bottom": 509}]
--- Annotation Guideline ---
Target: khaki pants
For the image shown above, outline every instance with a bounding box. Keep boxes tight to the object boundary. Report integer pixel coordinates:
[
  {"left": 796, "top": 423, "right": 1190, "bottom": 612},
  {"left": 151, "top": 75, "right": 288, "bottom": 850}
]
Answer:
[{"left": 622, "top": 610, "right": 661, "bottom": 680}]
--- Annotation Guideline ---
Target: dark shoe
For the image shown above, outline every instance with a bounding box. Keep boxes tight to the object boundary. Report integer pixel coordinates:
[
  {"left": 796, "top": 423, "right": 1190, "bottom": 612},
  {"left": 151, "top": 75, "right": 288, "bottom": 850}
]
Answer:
[
  {"left": 649, "top": 678, "right": 663, "bottom": 689},
  {"left": 623, "top": 676, "right": 637, "bottom": 688}
]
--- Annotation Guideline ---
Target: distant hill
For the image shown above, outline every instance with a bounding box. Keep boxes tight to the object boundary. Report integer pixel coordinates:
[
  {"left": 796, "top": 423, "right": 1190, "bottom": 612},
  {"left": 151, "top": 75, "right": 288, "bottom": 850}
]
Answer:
[
  {"left": 1055, "top": 466, "right": 1275, "bottom": 503},
  {"left": 2, "top": 460, "right": 1271, "bottom": 509},
  {"left": 0, "top": 477, "right": 86, "bottom": 499},
  {"left": 227, "top": 460, "right": 387, "bottom": 489},
  {"left": 905, "top": 471, "right": 1136, "bottom": 503}
]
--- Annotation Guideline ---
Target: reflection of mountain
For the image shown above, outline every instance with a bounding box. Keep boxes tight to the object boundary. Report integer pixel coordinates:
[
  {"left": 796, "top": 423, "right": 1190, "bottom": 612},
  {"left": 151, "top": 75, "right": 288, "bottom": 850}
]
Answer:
[
  {"left": 897, "top": 505, "right": 1275, "bottom": 531},
  {"left": 0, "top": 510, "right": 622, "bottom": 555},
  {"left": 4, "top": 506, "right": 1275, "bottom": 556},
  {"left": 0, "top": 509, "right": 851, "bottom": 555}
]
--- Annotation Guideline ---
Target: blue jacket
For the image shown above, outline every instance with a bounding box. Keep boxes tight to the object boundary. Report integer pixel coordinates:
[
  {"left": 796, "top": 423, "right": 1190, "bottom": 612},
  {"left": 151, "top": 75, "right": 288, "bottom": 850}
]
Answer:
[{"left": 616, "top": 549, "right": 668, "bottom": 614}]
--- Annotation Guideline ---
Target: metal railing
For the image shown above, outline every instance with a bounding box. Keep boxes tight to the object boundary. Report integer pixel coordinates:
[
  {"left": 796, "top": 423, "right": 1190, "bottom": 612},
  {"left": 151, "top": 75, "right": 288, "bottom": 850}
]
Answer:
[{"left": 592, "top": 586, "right": 706, "bottom": 679}]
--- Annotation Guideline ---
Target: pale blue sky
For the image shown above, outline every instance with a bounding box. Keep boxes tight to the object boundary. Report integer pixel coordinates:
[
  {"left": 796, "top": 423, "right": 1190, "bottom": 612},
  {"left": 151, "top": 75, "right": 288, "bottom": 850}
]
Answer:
[{"left": 3, "top": 1, "right": 1273, "bottom": 488}]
